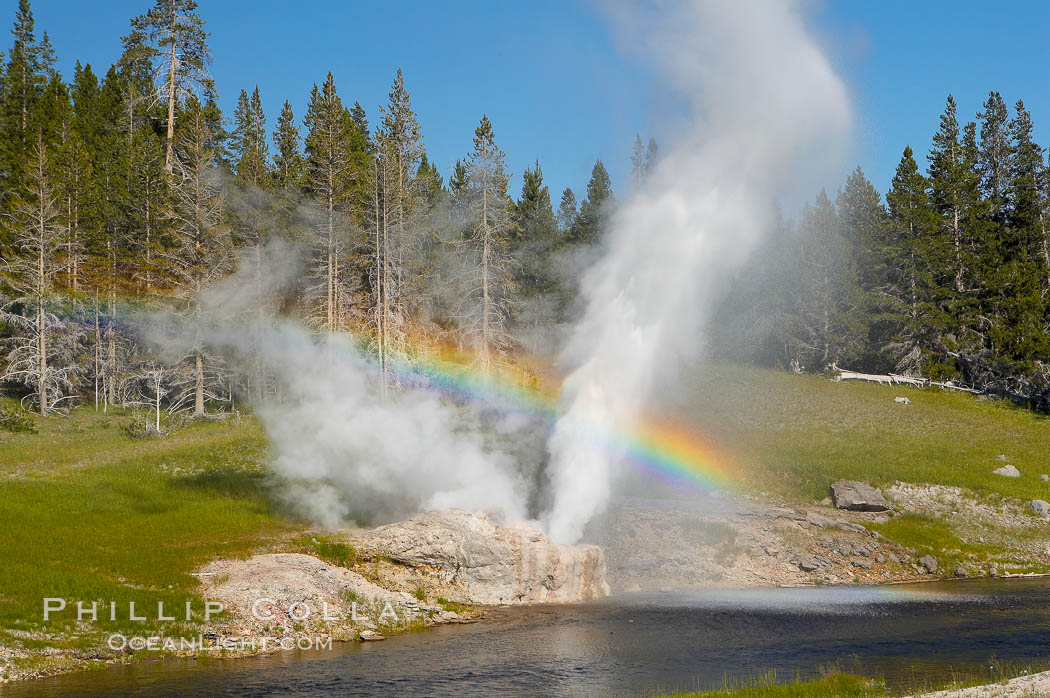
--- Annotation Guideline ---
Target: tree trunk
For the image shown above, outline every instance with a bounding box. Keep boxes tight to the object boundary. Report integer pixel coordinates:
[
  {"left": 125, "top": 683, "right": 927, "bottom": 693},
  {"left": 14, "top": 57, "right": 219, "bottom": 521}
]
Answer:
[
  {"left": 326, "top": 168, "right": 335, "bottom": 331},
  {"left": 194, "top": 351, "right": 205, "bottom": 417},
  {"left": 155, "top": 374, "right": 161, "bottom": 433},
  {"left": 374, "top": 160, "right": 385, "bottom": 388},
  {"left": 164, "top": 0, "right": 177, "bottom": 173},
  {"left": 480, "top": 173, "right": 491, "bottom": 375},
  {"left": 94, "top": 289, "right": 100, "bottom": 411},
  {"left": 106, "top": 244, "right": 117, "bottom": 409},
  {"left": 37, "top": 299, "right": 47, "bottom": 416},
  {"left": 145, "top": 179, "right": 153, "bottom": 291},
  {"left": 37, "top": 198, "right": 47, "bottom": 415}
]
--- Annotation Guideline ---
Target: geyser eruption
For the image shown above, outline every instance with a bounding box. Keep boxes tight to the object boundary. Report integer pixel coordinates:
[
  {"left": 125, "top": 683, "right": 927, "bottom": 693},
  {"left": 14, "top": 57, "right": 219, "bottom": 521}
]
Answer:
[{"left": 542, "top": 0, "right": 851, "bottom": 543}]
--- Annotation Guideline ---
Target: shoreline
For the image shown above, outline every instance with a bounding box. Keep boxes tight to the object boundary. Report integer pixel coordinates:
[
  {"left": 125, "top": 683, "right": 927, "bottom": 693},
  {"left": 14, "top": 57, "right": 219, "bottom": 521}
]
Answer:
[{"left": 4, "top": 572, "right": 1048, "bottom": 689}]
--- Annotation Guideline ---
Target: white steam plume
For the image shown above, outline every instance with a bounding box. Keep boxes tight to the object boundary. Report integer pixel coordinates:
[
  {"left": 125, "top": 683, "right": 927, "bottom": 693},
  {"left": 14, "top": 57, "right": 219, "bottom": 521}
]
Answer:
[
  {"left": 542, "top": 0, "right": 851, "bottom": 543},
  {"left": 160, "top": 240, "right": 529, "bottom": 528}
]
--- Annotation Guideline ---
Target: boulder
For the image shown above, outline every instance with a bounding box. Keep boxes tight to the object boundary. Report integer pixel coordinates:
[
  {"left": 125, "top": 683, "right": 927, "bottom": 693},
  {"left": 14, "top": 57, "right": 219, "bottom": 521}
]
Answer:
[
  {"left": 919, "top": 555, "right": 938, "bottom": 574},
  {"left": 357, "top": 510, "right": 610, "bottom": 605},
  {"left": 954, "top": 567, "right": 968, "bottom": 578},
  {"left": 1030, "top": 499, "right": 1050, "bottom": 518},
  {"left": 1041, "top": 474, "right": 1049, "bottom": 482},
  {"left": 993, "top": 464, "right": 1021, "bottom": 477},
  {"left": 830, "top": 481, "right": 891, "bottom": 512}
]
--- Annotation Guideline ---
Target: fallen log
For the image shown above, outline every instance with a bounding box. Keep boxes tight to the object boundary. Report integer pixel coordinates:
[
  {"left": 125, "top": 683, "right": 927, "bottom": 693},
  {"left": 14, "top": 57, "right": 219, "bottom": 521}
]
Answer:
[{"left": 830, "top": 365, "right": 982, "bottom": 395}]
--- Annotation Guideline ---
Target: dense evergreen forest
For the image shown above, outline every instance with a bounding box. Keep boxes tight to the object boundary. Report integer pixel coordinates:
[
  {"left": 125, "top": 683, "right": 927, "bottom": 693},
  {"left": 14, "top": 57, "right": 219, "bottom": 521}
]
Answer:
[
  {"left": 0, "top": 0, "right": 636, "bottom": 420},
  {"left": 719, "top": 92, "right": 1050, "bottom": 408},
  {"left": 1, "top": 0, "right": 1048, "bottom": 421}
]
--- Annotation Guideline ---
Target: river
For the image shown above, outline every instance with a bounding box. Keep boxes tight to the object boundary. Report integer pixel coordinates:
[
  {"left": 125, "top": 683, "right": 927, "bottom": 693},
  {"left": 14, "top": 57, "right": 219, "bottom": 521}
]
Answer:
[{"left": 4, "top": 578, "right": 1050, "bottom": 697}]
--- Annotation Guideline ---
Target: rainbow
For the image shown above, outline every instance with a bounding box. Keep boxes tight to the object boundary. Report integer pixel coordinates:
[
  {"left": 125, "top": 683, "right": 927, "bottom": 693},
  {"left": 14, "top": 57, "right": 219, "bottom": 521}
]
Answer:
[{"left": 382, "top": 342, "right": 737, "bottom": 495}]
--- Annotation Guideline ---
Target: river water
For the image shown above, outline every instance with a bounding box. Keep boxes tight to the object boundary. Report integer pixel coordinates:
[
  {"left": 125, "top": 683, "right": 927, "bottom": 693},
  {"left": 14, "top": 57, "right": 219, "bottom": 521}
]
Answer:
[{"left": 4, "top": 578, "right": 1050, "bottom": 697}]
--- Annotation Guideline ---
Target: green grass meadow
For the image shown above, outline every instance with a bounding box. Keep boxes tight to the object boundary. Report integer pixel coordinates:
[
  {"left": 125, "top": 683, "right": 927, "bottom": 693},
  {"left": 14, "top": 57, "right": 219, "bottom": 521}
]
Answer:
[
  {"left": 673, "top": 365, "right": 1050, "bottom": 505},
  {"left": 0, "top": 400, "right": 300, "bottom": 649}
]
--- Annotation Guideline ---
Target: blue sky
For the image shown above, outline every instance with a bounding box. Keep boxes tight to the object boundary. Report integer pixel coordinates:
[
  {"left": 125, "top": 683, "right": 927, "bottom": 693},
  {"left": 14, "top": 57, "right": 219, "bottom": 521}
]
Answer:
[{"left": 28, "top": 1, "right": 1050, "bottom": 209}]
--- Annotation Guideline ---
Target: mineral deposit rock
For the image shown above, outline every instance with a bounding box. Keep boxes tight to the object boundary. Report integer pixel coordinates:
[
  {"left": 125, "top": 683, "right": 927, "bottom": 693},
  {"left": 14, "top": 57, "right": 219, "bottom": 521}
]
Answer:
[{"left": 358, "top": 509, "right": 611, "bottom": 605}]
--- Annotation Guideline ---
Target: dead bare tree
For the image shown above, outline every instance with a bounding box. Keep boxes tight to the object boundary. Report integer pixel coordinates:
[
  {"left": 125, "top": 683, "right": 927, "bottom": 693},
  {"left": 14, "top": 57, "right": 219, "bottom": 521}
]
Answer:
[
  {"left": 159, "top": 105, "right": 232, "bottom": 418},
  {"left": 121, "top": 360, "right": 176, "bottom": 434},
  {"left": 0, "top": 139, "right": 78, "bottom": 415}
]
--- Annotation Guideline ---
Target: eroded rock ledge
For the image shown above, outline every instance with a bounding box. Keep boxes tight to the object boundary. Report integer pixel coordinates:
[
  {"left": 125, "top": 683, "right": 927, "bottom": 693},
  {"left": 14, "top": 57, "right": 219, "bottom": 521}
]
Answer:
[{"left": 355, "top": 509, "right": 611, "bottom": 604}]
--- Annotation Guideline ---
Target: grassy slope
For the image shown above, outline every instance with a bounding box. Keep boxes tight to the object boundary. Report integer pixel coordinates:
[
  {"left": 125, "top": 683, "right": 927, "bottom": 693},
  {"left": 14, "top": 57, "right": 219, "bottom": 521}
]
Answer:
[
  {"left": 0, "top": 400, "right": 300, "bottom": 652},
  {"left": 671, "top": 364, "right": 1050, "bottom": 505}
]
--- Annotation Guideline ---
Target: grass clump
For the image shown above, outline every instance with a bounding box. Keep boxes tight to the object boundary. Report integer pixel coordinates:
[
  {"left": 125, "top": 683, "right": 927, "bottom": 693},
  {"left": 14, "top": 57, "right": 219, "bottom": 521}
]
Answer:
[
  {"left": 670, "top": 671, "right": 885, "bottom": 697},
  {"left": 0, "top": 402, "right": 36, "bottom": 433},
  {"left": 434, "top": 597, "right": 472, "bottom": 615},
  {"left": 292, "top": 536, "right": 357, "bottom": 568}
]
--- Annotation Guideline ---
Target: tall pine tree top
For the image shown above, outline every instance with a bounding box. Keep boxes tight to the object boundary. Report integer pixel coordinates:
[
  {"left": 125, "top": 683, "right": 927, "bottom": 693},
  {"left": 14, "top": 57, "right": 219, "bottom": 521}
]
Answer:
[{"left": 575, "top": 159, "right": 613, "bottom": 244}]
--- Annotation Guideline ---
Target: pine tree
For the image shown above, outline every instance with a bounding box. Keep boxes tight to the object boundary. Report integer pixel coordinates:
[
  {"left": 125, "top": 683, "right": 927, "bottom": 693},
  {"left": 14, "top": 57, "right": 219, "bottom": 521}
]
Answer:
[
  {"left": 127, "top": 128, "right": 166, "bottom": 291},
  {"left": 993, "top": 99, "right": 1050, "bottom": 366},
  {"left": 375, "top": 69, "right": 424, "bottom": 372},
  {"left": 513, "top": 159, "right": 557, "bottom": 297},
  {"left": 272, "top": 99, "right": 303, "bottom": 189},
  {"left": 231, "top": 86, "right": 267, "bottom": 187},
  {"left": 1007, "top": 100, "right": 1046, "bottom": 264},
  {"left": 415, "top": 154, "right": 443, "bottom": 209},
  {"left": 130, "top": 0, "right": 213, "bottom": 172},
  {"left": 463, "top": 115, "right": 514, "bottom": 374},
  {"left": 55, "top": 126, "right": 93, "bottom": 293},
  {"left": 977, "top": 92, "right": 1011, "bottom": 237},
  {"left": 835, "top": 167, "right": 886, "bottom": 368},
  {"left": 303, "top": 72, "right": 351, "bottom": 332},
  {"left": 574, "top": 160, "right": 613, "bottom": 244},
  {"left": 792, "top": 190, "right": 855, "bottom": 370},
  {"left": 630, "top": 134, "right": 645, "bottom": 189},
  {"left": 885, "top": 146, "right": 939, "bottom": 374},
  {"left": 1, "top": 0, "right": 45, "bottom": 190},
  {"left": 927, "top": 95, "right": 978, "bottom": 295},
  {"left": 645, "top": 138, "right": 659, "bottom": 176},
  {"left": 556, "top": 187, "right": 577, "bottom": 235}
]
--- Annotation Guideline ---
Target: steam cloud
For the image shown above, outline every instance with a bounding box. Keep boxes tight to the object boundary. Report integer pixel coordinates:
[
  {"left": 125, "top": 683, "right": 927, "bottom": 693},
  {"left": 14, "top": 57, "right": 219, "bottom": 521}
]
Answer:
[
  {"left": 542, "top": 0, "right": 851, "bottom": 543},
  {"left": 158, "top": 241, "right": 529, "bottom": 528}
]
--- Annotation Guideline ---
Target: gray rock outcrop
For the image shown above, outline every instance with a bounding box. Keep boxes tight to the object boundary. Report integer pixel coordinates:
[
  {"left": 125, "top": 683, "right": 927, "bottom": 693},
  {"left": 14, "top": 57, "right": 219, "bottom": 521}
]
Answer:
[
  {"left": 1030, "top": 499, "right": 1050, "bottom": 518},
  {"left": 358, "top": 509, "right": 610, "bottom": 605},
  {"left": 830, "top": 481, "right": 891, "bottom": 512},
  {"left": 919, "top": 554, "right": 938, "bottom": 573},
  {"left": 994, "top": 464, "right": 1021, "bottom": 477}
]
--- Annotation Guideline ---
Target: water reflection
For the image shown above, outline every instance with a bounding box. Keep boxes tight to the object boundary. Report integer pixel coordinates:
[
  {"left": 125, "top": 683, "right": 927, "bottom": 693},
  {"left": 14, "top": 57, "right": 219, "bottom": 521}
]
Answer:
[{"left": 3, "top": 578, "right": 1048, "bottom": 697}]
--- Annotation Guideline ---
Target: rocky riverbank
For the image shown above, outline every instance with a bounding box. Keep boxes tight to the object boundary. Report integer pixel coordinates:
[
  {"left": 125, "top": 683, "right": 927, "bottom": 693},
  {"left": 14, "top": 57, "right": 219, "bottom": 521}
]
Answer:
[
  {"left": 590, "top": 480, "right": 1050, "bottom": 591},
  {"left": 193, "top": 509, "right": 609, "bottom": 648},
  {"left": 913, "top": 669, "right": 1050, "bottom": 697}
]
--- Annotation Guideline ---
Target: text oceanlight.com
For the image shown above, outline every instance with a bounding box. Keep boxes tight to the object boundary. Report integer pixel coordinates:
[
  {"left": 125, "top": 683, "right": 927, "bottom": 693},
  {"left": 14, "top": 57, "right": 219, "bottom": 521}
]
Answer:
[{"left": 106, "top": 634, "right": 334, "bottom": 652}]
